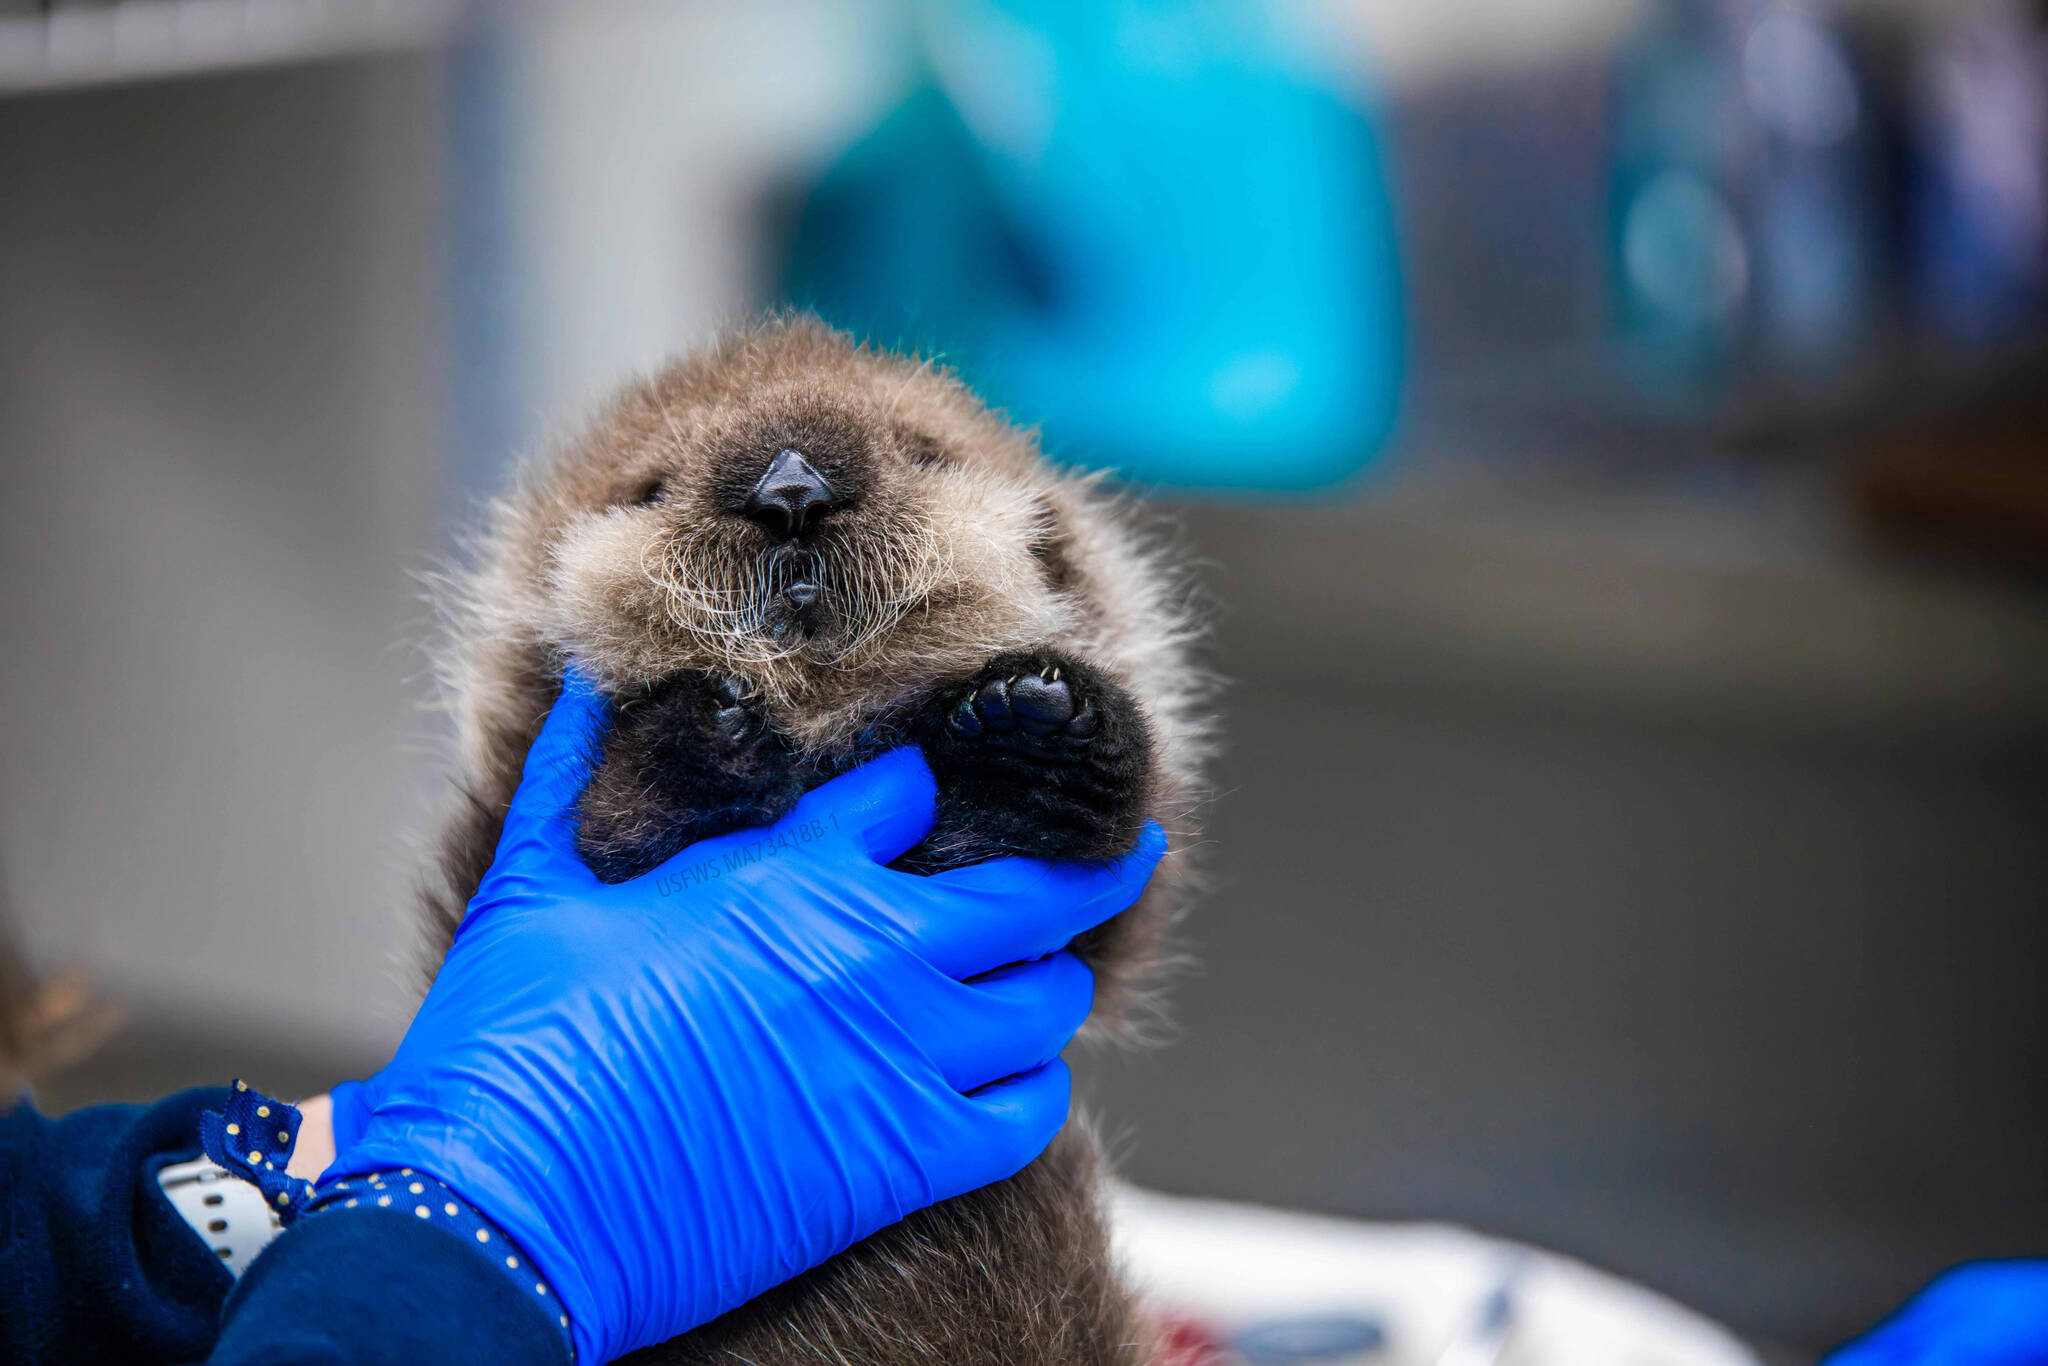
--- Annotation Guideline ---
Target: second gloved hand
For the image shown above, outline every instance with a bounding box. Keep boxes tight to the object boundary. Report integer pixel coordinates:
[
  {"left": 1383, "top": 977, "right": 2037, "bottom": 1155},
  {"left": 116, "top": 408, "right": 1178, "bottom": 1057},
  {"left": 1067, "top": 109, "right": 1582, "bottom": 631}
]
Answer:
[
  {"left": 325, "top": 672, "right": 1166, "bottom": 1364},
  {"left": 1825, "top": 1262, "right": 2048, "bottom": 1366}
]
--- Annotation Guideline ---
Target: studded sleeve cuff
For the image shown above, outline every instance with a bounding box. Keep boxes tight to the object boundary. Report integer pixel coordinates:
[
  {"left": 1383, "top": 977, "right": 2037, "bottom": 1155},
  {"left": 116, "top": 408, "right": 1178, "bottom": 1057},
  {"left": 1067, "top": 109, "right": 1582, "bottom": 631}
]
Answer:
[{"left": 305, "top": 1169, "right": 574, "bottom": 1355}]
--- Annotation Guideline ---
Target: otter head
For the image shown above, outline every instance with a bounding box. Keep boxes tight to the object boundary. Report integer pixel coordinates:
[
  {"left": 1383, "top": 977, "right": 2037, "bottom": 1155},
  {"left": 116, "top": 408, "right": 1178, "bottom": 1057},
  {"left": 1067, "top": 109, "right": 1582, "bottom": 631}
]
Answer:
[
  {"left": 431, "top": 317, "right": 1204, "bottom": 1036},
  {"left": 509, "top": 317, "right": 1090, "bottom": 749}
]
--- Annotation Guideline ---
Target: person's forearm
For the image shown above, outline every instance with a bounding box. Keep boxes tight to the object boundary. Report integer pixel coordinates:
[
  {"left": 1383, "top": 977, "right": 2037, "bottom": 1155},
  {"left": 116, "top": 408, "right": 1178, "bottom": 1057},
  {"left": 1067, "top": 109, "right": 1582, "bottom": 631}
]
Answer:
[
  {"left": 2, "top": 1089, "right": 232, "bottom": 1365},
  {"left": 2, "top": 1090, "right": 565, "bottom": 1366}
]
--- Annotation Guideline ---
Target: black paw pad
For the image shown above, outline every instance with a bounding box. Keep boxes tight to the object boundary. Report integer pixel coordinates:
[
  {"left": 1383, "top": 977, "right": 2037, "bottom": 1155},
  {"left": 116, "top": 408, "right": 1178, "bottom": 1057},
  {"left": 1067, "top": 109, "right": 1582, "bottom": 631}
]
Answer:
[
  {"left": 706, "top": 675, "right": 763, "bottom": 743},
  {"left": 949, "top": 664, "right": 1099, "bottom": 744}
]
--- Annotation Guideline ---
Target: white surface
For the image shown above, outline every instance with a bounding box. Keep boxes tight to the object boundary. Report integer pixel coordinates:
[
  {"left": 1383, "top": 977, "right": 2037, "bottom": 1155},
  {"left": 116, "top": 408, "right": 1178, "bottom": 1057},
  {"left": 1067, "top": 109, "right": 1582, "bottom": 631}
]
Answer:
[{"left": 1112, "top": 1185, "right": 1763, "bottom": 1366}]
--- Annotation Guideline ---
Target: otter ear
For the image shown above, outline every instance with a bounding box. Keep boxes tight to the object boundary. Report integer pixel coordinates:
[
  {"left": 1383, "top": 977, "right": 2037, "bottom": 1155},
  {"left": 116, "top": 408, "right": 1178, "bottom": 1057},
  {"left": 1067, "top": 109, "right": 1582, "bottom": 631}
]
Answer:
[
  {"left": 628, "top": 476, "right": 667, "bottom": 507},
  {"left": 907, "top": 434, "right": 949, "bottom": 468}
]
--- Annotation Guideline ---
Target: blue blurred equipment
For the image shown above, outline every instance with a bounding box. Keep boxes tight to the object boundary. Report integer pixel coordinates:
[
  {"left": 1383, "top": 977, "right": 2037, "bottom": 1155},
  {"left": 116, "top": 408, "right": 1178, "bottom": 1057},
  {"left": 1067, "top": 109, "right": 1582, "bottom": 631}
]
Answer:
[
  {"left": 325, "top": 671, "right": 1167, "bottom": 1364},
  {"left": 782, "top": 0, "right": 1403, "bottom": 491},
  {"left": 1607, "top": 0, "right": 1879, "bottom": 395},
  {"left": 1231, "top": 1312, "right": 1386, "bottom": 1365},
  {"left": 1824, "top": 1262, "right": 2048, "bottom": 1366},
  {"left": 1910, "top": 4, "right": 2048, "bottom": 342}
]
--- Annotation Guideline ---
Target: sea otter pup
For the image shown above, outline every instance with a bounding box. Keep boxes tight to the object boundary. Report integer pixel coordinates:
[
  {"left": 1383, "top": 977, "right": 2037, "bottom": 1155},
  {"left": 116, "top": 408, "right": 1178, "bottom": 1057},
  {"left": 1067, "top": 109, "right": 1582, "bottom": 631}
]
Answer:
[{"left": 419, "top": 316, "right": 1210, "bottom": 1365}]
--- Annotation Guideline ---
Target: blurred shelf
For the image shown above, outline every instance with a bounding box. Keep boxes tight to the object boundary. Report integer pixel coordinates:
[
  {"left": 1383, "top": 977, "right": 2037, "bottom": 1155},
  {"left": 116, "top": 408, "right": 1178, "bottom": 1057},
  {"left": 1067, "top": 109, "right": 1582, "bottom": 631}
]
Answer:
[
  {"left": 1176, "top": 457, "right": 2048, "bottom": 751},
  {"left": 0, "top": 0, "right": 459, "bottom": 96}
]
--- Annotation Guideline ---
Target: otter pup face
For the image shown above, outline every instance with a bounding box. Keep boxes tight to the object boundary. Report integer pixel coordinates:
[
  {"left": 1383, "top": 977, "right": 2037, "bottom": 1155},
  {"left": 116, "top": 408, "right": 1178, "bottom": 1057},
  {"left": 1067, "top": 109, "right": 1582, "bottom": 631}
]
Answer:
[
  {"left": 516, "top": 320, "right": 1088, "bottom": 745},
  {"left": 430, "top": 314, "right": 1206, "bottom": 1052}
]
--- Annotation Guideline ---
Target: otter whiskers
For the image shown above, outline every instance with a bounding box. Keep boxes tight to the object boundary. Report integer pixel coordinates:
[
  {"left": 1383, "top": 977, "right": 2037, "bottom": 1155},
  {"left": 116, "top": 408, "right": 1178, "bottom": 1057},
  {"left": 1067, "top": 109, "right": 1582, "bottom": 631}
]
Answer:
[{"left": 642, "top": 521, "right": 950, "bottom": 672}]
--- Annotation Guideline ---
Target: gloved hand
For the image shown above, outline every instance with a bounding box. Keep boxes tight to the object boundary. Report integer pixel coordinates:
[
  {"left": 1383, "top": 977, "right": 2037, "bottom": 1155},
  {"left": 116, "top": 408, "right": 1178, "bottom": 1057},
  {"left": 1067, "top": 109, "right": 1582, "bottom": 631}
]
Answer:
[
  {"left": 323, "top": 671, "right": 1166, "bottom": 1364},
  {"left": 1826, "top": 1262, "right": 2048, "bottom": 1366}
]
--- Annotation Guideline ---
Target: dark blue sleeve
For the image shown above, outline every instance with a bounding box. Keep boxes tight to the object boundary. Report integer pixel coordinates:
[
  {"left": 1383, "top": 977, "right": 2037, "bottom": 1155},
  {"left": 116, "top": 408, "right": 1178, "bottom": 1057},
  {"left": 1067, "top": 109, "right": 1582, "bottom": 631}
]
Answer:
[
  {"left": 1, "top": 1092, "right": 564, "bottom": 1366},
  {"left": 2, "top": 1087, "right": 235, "bottom": 1364},
  {"left": 208, "top": 1203, "right": 567, "bottom": 1366}
]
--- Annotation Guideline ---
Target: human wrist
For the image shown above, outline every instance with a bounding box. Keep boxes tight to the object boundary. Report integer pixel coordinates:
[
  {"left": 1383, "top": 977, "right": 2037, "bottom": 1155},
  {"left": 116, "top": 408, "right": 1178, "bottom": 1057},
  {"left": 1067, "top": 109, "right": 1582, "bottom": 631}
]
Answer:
[{"left": 284, "top": 1093, "right": 332, "bottom": 1182}]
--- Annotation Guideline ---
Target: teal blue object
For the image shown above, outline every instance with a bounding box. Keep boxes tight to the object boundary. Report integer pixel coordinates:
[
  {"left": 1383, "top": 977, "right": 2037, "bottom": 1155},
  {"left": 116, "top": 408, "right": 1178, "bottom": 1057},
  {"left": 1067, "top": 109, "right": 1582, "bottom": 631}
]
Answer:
[{"left": 782, "top": 1, "right": 1403, "bottom": 491}]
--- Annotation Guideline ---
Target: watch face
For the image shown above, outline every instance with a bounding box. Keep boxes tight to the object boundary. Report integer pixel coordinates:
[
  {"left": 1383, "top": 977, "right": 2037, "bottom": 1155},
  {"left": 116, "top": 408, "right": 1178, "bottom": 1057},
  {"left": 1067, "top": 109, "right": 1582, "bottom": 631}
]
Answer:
[{"left": 158, "top": 1157, "right": 283, "bottom": 1278}]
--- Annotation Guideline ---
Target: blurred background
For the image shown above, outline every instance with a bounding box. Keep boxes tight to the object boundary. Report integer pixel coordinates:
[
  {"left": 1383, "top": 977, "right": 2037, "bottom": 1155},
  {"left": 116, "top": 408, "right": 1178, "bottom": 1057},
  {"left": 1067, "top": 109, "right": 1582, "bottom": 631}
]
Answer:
[{"left": 3, "top": 0, "right": 2045, "bottom": 1360}]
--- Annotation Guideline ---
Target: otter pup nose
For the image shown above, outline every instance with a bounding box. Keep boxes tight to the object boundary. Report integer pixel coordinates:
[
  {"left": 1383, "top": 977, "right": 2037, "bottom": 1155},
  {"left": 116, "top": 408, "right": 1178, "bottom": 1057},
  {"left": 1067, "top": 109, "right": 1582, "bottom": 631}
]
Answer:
[{"left": 743, "top": 449, "right": 841, "bottom": 539}]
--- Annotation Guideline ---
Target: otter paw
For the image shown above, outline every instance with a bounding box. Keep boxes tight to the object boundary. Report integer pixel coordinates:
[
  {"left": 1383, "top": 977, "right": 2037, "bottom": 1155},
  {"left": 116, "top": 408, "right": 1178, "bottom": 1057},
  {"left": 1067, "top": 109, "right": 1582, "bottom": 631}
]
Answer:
[
  {"left": 576, "top": 670, "right": 800, "bottom": 883},
  {"left": 899, "top": 650, "right": 1153, "bottom": 869},
  {"left": 946, "top": 661, "right": 1101, "bottom": 748}
]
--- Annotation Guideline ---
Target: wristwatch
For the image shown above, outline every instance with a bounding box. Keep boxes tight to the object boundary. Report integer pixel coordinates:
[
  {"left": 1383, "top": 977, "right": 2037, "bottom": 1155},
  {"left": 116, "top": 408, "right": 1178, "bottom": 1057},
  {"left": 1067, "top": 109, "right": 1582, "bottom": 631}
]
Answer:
[{"left": 157, "top": 1155, "right": 285, "bottom": 1278}]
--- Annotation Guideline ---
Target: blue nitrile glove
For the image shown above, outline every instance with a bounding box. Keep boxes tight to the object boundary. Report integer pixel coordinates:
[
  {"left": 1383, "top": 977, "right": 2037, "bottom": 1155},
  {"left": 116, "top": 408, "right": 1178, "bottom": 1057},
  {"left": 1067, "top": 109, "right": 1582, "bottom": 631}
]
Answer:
[
  {"left": 323, "top": 671, "right": 1167, "bottom": 1363},
  {"left": 1825, "top": 1262, "right": 2048, "bottom": 1366}
]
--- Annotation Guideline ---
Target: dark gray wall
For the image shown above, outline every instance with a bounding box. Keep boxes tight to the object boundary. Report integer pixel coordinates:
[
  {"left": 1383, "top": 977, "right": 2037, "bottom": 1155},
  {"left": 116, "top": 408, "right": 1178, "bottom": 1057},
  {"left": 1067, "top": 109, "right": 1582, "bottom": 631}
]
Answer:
[
  {"left": 1080, "top": 501, "right": 2048, "bottom": 1356},
  {"left": 0, "top": 58, "right": 446, "bottom": 1053}
]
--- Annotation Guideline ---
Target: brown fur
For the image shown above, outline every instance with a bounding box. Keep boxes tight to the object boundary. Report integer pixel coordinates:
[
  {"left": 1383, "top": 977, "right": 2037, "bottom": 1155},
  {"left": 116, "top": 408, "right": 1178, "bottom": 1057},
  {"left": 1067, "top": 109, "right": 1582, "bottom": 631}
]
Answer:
[{"left": 418, "top": 316, "right": 1211, "bottom": 1363}]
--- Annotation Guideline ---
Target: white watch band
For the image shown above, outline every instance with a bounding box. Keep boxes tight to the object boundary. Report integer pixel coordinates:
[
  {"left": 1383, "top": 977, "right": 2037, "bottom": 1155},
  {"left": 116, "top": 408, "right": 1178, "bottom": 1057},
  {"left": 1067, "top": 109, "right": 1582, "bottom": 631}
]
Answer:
[{"left": 157, "top": 1155, "right": 286, "bottom": 1278}]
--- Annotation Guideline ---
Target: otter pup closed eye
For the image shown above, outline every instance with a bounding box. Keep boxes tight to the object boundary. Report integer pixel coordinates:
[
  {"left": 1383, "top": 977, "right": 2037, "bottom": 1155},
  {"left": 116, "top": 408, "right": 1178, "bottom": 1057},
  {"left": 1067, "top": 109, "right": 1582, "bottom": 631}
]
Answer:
[{"left": 420, "top": 315, "right": 1212, "bottom": 1365}]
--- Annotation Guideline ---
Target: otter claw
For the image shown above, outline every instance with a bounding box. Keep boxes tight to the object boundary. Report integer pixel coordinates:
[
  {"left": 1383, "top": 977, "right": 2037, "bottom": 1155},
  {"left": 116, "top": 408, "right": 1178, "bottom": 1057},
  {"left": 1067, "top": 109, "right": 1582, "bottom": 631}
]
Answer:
[{"left": 948, "top": 692, "right": 984, "bottom": 737}]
